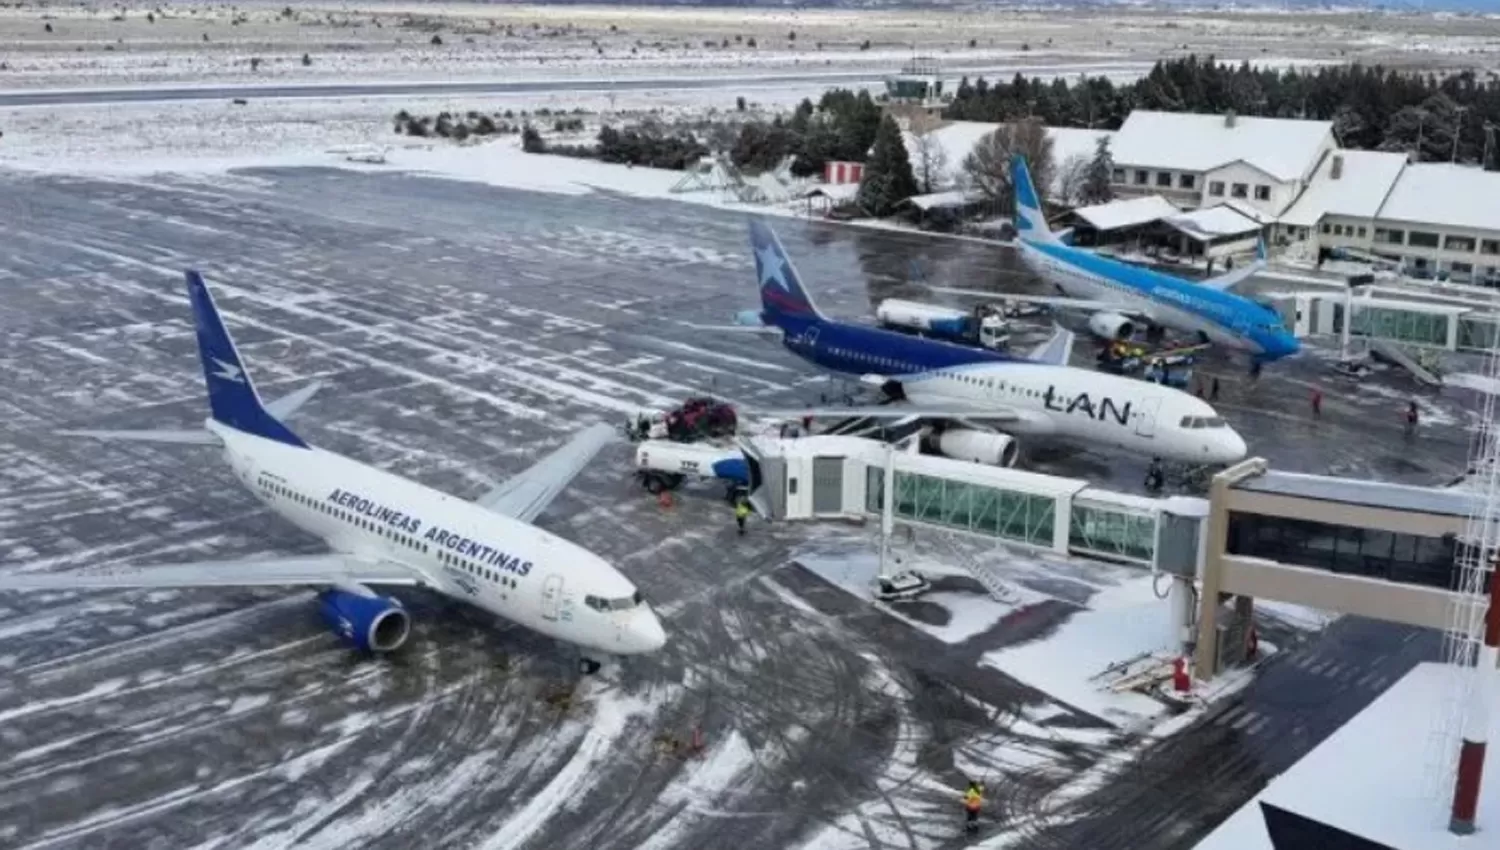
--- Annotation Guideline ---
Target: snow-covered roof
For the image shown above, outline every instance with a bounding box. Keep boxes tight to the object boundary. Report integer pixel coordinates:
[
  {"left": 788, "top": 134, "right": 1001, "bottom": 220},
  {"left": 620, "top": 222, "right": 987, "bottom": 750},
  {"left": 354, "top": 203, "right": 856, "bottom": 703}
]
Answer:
[
  {"left": 1109, "top": 110, "right": 1333, "bottom": 182},
  {"left": 1070, "top": 195, "right": 1180, "bottom": 232},
  {"left": 903, "top": 190, "right": 976, "bottom": 211},
  {"left": 1375, "top": 162, "right": 1500, "bottom": 233},
  {"left": 1278, "top": 149, "right": 1410, "bottom": 227},
  {"left": 1220, "top": 197, "right": 1276, "bottom": 226},
  {"left": 1160, "top": 204, "right": 1262, "bottom": 242},
  {"left": 803, "top": 183, "right": 860, "bottom": 201},
  {"left": 900, "top": 121, "right": 1114, "bottom": 199},
  {"left": 1194, "top": 662, "right": 1498, "bottom": 850}
]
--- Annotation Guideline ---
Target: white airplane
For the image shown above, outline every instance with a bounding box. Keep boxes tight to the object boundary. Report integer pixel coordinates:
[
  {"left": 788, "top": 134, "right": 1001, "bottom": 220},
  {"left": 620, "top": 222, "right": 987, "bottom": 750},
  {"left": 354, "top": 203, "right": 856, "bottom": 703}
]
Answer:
[
  {"left": 0, "top": 271, "right": 666, "bottom": 674},
  {"left": 741, "top": 218, "right": 1248, "bottom": 468}
]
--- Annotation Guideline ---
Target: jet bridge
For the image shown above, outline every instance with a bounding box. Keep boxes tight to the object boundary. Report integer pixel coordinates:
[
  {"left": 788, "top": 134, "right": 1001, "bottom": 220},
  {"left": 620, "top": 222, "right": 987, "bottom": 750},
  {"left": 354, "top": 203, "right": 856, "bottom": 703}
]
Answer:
[{"left": 735, "top": 433, "right": 1207, "bottom": 576}]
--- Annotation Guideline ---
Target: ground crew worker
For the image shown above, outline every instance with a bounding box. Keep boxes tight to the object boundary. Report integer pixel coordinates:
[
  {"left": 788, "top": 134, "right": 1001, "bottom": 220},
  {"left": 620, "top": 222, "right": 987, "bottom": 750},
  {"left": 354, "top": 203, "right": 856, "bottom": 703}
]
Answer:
[
  {"left": 963, "top": 781, "right": 984, "bottom": 833},
  {"left": 734, "top": 498, "right": 751, "bottom": 535},
  {"left": 1310, "top": 387, "right": 1322, "bottom": 418},
  {"left": 1405, "top": 401, "right": 1419, "bottom": 439},
  {"left": 1144, "top": 457, "right": 1164, "bottom": 493},
  {"left": 1211, "top": 376, "right": 1221, "bottom": 401}
]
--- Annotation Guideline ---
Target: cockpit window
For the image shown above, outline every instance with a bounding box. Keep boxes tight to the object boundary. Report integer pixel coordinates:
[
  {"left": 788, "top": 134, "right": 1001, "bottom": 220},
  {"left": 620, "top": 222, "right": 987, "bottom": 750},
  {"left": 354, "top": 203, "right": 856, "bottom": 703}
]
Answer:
[
  {"left": 585, "top": 592, "right": 644, "bottom": 612},
  {"left": 1179, "top": 416, "right": 1228, "bottom": 429}
]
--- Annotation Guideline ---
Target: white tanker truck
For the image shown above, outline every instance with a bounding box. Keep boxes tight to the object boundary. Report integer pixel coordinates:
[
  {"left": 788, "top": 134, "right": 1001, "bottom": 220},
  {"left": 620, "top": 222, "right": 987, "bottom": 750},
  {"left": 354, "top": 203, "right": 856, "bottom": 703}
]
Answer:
[
  {"left": 634, "top": 440, "right": 751, "bottom": 501},
  {"left": 874, "top": 299, "right": 1014, "bottom": 351}
]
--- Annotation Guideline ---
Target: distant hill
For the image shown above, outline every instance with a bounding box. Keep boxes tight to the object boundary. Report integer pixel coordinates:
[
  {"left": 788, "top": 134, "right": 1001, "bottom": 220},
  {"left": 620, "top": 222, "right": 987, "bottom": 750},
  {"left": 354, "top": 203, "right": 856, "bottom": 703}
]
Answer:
[{"left": 467, "top": 0, "right": 1495, "bottom": 13}]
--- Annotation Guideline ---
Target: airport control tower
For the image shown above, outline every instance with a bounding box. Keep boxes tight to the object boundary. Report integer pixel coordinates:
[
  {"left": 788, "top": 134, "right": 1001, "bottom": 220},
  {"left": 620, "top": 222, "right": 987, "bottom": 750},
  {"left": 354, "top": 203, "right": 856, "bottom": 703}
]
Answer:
[{"left": 884, "top": 56, "right": 948, "bottom": 127}]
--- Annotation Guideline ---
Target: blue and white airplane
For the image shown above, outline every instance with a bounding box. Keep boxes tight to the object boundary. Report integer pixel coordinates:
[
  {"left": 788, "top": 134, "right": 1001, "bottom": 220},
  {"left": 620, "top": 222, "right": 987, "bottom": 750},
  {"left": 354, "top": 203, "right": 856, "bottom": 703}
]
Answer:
[
  {"left": 933, "top": 155, "right": 1300, "bottom": 363},
  {"left": 0, "top": 272, "right": 666, "bottom": 674},
  {"left": 733, "top": 218, "right": 1248, "bottom": 468}
]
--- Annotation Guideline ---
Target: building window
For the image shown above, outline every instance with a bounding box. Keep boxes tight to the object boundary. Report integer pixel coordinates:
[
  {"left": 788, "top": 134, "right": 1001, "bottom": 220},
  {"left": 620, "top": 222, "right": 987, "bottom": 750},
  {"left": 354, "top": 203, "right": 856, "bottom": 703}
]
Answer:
[
  {"left": 1375, "top": 228, "right": 1405, "bottom": 245},
  {"left": 1254, "top": 185, "right": 1271, "bottom": 201},
  {"left": 1226, "top": 512, "right": 1456, "bottom": 590},
  {"left": 1155, "top": 171, "right": 1172, "bottom": 187},
  {"left": 1481, "top": 239, "right": 1500, "bottom": 256},
  {"left": 1112, "top": 168, "right": 1125, "bottom": 183},
  {"left": 1179, "top": 173, "right": 1196, "bottom": 190},
  {"left": 1231, "top": 183, "right": 1249, "bottom": 199},
  {"left": 1333, "top": 224, "right": 1344, "bottom": 236},
  {"left": 1208, "top": 181, "right": 1225, "bottom": 197},
  {"left": 1357, "top": 226, "right": 1367, "bottom": 238},
  {"left": 1134, "top": 169, "right": 1148, "bottom": 185},
  {"left": 1444, "top": 235, "right": 1477, "bottom": 252},
  {"left": 1451, "top": 261, "right": 1474, "bottom": 275},
  {"left": 1320, "top": 222, "right": 1331, "bottom": 235},
  {"left": 1408, "top": 231, "right": 1440, "bottom": 248},
  {"left": 1299, "top": 227, "right": 1309, "bottom": 240}
]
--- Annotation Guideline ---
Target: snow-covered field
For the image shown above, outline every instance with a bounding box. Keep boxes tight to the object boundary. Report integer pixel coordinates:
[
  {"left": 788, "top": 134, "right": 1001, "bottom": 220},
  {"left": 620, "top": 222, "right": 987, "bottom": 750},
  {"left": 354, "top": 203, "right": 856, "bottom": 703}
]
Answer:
[{"left": 0, "top": 1, "right": 1489, "bottom": 92}]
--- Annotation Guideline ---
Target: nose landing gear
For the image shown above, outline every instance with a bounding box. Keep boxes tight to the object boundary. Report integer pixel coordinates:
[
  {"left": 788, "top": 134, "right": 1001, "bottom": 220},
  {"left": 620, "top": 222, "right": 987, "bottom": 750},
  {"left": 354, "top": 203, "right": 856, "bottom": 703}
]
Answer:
[{"left": 579, "top": 656, "right": 602, "bottom": 675}]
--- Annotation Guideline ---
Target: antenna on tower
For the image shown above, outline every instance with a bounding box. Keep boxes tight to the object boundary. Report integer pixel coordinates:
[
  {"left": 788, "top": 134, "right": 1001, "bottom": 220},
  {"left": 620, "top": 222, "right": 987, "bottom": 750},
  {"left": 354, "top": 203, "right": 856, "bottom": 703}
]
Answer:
[{"left": 1424, "top": 317, "right": 1500, "bottom": 834}]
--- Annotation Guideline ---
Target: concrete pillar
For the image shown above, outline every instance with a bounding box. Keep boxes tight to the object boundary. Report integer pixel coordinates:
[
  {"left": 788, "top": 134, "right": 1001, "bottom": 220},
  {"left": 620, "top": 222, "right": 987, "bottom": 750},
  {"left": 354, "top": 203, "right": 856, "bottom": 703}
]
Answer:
[
  {"left": 1195, "top": 458, "right": 1267, "bottom": 680},
  {"left": 1170, "top": 575, "right": 1196, "bottom": 657}
]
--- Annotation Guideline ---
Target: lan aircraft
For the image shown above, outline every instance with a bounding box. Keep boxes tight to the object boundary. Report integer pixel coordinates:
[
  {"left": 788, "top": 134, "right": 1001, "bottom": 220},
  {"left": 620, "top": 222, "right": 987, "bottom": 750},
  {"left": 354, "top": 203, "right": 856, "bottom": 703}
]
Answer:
[
  {"left": 0, "top": 272, "right": 666, "bottom": 673},
  {"left": 736, "top": 217, "right": 1248, "bottom": 468},
  {"left": 932, "top": 155, "right": 1300, "bottom": 364}
]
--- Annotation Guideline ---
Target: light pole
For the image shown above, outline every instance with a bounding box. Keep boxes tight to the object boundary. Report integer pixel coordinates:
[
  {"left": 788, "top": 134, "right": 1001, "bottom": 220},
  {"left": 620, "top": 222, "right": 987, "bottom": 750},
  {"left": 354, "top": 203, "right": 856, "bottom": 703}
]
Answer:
[{"left": 1452, "top": 105, "right": 1469, "bottom": 164}]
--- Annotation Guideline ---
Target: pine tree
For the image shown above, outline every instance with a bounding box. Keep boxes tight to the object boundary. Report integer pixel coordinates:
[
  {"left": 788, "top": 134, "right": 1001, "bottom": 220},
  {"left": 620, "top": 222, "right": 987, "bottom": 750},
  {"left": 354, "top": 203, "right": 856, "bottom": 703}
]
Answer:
[
  {"left": 1080, "top": 135, "right": 1115, "bottom": 205},
  {"left": 858, "top": 115, "right": 920, "bottom": 217}
]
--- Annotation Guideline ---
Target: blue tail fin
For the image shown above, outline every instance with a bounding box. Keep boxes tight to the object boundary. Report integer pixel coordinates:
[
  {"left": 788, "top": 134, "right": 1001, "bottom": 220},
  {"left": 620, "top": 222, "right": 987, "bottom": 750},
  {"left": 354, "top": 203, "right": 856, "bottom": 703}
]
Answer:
[
  {"left": 1010, "top": 155, "right": 1057, "bottom": 243},
  {"left": 185, "top": 271, "right": 308, "bottom": 449},
  {"left": 748, "top": 217, "right": 827, "bottom": 324}
]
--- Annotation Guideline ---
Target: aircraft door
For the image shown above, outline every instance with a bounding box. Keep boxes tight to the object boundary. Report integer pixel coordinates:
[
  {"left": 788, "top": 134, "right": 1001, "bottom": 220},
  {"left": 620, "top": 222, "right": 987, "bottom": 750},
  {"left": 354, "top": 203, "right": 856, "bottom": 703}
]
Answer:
[
  {"left": 1134, "top": 397, "right": 1161, "bottom": 438},
  {"left": 541, "top": 575, "right": 563, "bottom": 622}
]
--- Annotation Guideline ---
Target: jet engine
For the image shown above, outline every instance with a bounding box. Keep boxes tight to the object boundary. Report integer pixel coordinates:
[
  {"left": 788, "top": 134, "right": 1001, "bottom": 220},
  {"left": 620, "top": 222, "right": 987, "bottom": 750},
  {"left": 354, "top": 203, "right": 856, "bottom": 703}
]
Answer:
[
  {"left": 1088, "top": 312, "right": 1136, "bottom": 340},
  {"left": 934, "top": 429, "right": 1020, "bottom": 468},
  {"left": 317, "top": 585, "right": 411, "bottom": 653}
]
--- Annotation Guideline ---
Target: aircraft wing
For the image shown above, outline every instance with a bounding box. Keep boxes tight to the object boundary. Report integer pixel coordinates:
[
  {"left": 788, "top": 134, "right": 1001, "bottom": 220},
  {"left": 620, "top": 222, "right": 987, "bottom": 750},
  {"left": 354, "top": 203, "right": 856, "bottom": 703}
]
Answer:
[
  {"left": 0, "top": 554, "right": 426, "bottom": 590},
  {"left": 927, "top": 286, "right": 1126, "bottom": 314},
  {"left": 474, "top": 422, "right": 617, "bottom": 524},
  {"left": 1026, "top": 327, "right": 1075, "bottom": 366},
  {"left": 756, "top": 404, "right": 1025, "bottom": 423},
  {"left": 1198, "top": 239, "right": 1268, "bottom": 293}
]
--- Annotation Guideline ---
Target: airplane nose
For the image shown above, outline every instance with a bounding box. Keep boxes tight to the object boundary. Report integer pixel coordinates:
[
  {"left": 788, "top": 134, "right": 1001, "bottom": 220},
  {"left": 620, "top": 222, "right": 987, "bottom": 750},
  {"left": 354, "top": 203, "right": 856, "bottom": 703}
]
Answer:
[
  {"left": 628, "top": 610, "right": 667, "bottom": 653},
  {"left": 1218, "top": 430, "right": 1249, "bottom": 464}
]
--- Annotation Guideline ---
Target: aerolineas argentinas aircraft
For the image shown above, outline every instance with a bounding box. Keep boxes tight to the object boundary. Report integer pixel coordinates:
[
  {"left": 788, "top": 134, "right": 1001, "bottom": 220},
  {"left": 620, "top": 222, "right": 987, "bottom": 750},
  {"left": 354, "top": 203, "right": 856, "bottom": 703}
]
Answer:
[{"left": 0, "top": 272, "right": 666, "bottom": 674}]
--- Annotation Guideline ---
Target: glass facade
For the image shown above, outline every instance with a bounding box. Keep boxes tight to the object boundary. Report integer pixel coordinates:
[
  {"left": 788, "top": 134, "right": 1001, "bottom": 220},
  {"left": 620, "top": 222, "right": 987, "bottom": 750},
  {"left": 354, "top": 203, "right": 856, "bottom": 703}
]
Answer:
[
  {"left": 1350, "top": 305, "right": 1451, "bottom": 347},
  {"left": 1458, "top": 317, "right": 1499, "bottom": 353},
  {"left": 1070, "top": 503, "right": 1156, "bottom": 564},
  {"left": 866, "top": 467, "right": 1055, "bottom": 548},
  {"left": 1226, "top": 511, "right": 1457, "bottom": 589}
]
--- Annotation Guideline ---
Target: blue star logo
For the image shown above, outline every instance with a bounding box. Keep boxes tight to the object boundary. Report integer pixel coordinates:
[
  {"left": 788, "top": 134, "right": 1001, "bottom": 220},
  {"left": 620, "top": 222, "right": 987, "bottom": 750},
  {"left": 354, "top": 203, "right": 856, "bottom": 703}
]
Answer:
[{"left": 756, "top": 244, "right": 788, "bottom": 291}]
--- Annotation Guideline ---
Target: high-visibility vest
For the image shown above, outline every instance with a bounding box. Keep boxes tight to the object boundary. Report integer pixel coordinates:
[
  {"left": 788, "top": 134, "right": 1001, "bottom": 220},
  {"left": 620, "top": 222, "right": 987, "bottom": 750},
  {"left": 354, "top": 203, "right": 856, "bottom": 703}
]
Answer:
[
  {"left": 964, "top": 789, "right": 982, "bottom": 812},
  {"left": 735, "top": 503, "right": 751, "bottom": 519}
]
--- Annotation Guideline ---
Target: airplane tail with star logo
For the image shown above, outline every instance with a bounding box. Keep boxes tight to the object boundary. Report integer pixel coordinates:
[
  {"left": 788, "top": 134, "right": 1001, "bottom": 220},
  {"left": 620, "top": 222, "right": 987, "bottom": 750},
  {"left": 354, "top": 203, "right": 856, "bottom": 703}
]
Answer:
[
  {"left": 186, "top": 270, "right": 309, "bottom": 448},
  {"left": 748, "top": 217, "right": 829, "bottom": 326}
]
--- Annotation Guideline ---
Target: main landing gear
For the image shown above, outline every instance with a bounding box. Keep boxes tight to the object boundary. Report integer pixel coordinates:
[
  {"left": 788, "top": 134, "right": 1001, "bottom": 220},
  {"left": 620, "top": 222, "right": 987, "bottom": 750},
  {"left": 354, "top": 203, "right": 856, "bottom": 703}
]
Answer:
[{"left": 579, "top": 656, "right": 603, "bottom": 675}]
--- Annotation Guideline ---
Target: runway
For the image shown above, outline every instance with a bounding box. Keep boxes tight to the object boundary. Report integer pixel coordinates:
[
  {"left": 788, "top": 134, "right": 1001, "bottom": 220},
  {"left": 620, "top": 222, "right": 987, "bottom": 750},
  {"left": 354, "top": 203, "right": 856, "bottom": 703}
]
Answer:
[
  {"left": 0, "top": 61, "right": 1153, "bottom": 107},
  {"left": 0, "top": 165, "right": 1468, "bottom": 849}
]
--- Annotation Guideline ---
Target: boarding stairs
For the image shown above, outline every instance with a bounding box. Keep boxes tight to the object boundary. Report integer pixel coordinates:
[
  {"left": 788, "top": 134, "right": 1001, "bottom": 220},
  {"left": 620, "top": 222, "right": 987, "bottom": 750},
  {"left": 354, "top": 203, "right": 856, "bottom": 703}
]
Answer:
[
  {"left": 1369, "top": 339, "right": 1443, "bottom": 387},
  {"left": 921, "top": 532, "right": 1024, "bottom": 605}
]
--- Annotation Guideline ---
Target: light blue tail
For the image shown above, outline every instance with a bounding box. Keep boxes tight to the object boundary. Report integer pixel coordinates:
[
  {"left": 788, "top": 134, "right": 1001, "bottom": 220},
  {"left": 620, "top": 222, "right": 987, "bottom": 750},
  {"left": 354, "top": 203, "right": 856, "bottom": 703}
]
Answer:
[
  {"left": 185, "top": 271, "right": 308, "bottom": 449},
  {"left": 1010, "top": 155, "right": 1058, "bottom": 243},
  {"left": 748, "top": 217, "right": 827, "bottom": 324}
]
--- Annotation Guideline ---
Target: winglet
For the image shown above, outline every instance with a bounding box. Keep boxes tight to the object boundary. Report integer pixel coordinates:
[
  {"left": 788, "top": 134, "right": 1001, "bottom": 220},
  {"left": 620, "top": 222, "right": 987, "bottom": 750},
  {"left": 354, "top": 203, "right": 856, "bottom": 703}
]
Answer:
[
  {"left": 1027, "top": 326, "right": 1075, "bottom": 366},
  {"left": 749, "top": 217, "right": 827, "bottom": 324},
  {"left": 185, "top": 271, "right": 308, "bottom": 448}
]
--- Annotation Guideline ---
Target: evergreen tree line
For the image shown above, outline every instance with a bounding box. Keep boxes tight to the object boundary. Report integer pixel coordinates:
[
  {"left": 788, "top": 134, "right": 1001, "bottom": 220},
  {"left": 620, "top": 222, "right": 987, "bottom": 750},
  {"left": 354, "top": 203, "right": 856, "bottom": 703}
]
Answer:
[{"left": 945, "top": 54, "right": 1500, "bottom": 170}]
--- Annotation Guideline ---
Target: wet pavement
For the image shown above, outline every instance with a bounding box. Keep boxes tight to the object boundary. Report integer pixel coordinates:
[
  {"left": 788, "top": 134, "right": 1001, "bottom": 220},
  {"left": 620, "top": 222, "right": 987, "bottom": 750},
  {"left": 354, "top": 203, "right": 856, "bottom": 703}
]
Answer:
[{"left": 0, "top": 166, "right": 1470, "bottom": 849}]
